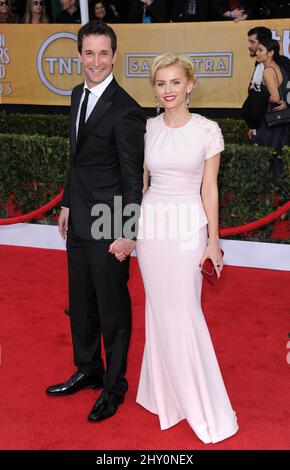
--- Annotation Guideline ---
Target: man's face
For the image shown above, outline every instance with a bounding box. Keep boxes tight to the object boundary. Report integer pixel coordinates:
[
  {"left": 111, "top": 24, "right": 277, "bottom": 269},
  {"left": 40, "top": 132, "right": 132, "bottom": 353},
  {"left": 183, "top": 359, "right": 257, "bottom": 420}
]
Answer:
[
  {"left": 248, "top": 34, "right": 259, "bottom": 57},
  {"left": 78, "top": 34, "right": 117, "bottom": 88}
]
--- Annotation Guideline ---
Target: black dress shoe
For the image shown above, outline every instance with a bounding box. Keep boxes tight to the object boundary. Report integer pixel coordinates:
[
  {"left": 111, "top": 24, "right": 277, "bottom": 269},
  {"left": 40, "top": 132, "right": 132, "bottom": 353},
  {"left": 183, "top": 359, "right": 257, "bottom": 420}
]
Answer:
[
  {"left": 46, "top": 370, "right": 103, "bottom": 396},
  {"left": 88, "top": 390, "right": 124, "bottom": 422}
]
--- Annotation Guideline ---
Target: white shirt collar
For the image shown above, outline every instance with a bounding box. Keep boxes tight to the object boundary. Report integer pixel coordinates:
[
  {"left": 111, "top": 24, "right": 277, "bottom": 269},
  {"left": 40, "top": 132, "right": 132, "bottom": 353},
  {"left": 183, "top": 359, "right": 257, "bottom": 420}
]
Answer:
[{"left": 84, "top": 73, "right": 114, "bottom": 98}]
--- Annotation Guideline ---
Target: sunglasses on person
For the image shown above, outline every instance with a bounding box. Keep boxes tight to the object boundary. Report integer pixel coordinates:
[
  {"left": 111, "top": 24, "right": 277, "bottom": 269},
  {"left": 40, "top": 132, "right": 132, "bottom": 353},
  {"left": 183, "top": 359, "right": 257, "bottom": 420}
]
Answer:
[
  {"left": 32, "top": 0, "right": 44, "bottom": 5},
  {"left": 0, "top": 1, "right": 9, "bottom": 6}
]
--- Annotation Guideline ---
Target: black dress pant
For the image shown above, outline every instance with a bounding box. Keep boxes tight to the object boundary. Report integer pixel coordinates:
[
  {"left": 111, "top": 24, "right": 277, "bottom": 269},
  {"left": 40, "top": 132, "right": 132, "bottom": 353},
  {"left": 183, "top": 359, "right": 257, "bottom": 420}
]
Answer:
[{"left": 66, "top": 222, "right": 132, "bottom": 397}]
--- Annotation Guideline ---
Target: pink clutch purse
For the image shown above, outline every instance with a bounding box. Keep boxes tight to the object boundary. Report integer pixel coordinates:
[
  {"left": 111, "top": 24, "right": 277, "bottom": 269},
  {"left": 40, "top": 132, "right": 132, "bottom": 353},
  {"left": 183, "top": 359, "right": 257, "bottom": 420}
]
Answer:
[{"left": 201, "top": 249, "right": 224, "bottom": 285}]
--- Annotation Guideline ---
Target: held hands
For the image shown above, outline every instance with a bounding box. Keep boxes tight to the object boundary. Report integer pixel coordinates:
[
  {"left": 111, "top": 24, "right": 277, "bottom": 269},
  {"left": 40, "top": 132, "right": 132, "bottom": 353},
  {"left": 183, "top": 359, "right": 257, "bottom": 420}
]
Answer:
[
  {"left": 199, "top": 243, "right": 224, "bottom": 279},
  {"left": 58, "top": 207, "right": 70, "bottom": 239},
  {"left": 109, "top": 239, "right": 136, "bottom": 262}
]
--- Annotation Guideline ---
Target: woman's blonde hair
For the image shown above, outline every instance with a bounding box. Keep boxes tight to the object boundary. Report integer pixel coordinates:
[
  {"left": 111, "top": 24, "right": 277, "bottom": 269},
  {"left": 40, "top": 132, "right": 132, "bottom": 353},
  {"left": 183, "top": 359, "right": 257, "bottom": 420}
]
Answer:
[{"left": 150, "top": 53, "right": 196, "bottom": 86}]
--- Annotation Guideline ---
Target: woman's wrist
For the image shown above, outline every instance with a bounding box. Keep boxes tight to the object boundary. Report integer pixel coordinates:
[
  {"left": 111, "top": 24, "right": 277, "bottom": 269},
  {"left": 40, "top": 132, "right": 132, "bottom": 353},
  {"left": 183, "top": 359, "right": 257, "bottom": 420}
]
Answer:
[{"left": 207, "top": 236, "right": 220, "bottom": 246}]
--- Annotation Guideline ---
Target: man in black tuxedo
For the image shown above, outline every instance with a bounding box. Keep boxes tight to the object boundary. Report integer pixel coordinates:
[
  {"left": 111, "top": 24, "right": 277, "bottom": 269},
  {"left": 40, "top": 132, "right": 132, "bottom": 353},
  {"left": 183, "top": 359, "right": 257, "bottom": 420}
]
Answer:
[{"left": 46, "top": 21, "right": 146, "bottom": 422}]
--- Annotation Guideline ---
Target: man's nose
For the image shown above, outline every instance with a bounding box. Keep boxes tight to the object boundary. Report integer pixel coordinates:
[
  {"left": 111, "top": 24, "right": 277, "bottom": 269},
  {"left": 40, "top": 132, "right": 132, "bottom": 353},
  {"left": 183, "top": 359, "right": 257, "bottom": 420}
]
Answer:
[{"left": 92, "top": 55, "right": 100, "bottom": 66}]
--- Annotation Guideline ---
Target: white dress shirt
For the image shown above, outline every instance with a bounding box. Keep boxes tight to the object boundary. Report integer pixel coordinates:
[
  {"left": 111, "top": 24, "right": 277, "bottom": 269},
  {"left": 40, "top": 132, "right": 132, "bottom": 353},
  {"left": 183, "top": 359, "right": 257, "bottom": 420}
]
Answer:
[
  {"left": 75, "top": 72, "right": 114, "bottom": 138},
  {"left": 250, "top": 63, "right": 265, "bottom": 92}
]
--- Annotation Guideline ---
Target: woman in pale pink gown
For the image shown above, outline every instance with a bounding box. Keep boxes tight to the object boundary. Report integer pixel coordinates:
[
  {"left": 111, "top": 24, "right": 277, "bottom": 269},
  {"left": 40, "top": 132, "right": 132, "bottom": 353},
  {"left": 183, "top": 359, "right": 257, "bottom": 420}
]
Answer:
[{"left": 135, "top": 53, "right": 239, "bottom": 444}]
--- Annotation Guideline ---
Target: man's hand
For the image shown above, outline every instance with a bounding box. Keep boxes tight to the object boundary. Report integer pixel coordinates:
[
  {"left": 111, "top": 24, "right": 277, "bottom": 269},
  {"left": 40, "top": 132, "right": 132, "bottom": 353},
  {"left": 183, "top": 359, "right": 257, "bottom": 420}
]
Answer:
[
  {"left": 58, "top": 207, "right": 69, "bottom": 239},
  {"left": 109, "top": 239, "right": 136, "bottom": 262},
  {"left": 247, "top": 129, "right": 254, "bottom": 141}
]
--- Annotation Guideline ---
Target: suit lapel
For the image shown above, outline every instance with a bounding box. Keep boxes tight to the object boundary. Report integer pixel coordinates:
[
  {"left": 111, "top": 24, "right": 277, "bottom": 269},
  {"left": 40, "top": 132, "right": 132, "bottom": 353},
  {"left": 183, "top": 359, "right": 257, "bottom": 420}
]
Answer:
[
  {"left": 71, "top": 85, "right": 83, "bottom": 156},
  {"left": 76, "top": 78, "right": 118, "bottom": 152}
]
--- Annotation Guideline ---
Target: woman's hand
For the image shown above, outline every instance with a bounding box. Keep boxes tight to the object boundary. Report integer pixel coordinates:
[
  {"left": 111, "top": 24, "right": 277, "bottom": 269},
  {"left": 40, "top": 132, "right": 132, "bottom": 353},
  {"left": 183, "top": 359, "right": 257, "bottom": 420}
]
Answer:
[
  {"left": 114, "top": 251, "right": 129, "bottom": 262},
  {"left": 199, "top": 243, "right": 224, "bottom": 279},
  {"left": 273, "top": 100, "right": 287, "bottom": 111}
]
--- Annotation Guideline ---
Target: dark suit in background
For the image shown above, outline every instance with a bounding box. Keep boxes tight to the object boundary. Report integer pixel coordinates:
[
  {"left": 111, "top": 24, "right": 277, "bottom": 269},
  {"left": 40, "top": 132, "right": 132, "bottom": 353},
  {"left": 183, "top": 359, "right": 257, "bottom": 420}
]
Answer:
[
  {"left": 62, "top": 78, "right": 146, "bottom": 397},
  {"left": 171, "top": 0, "right": 211, "bottom": 22},
  {"left": 128, "top": 0, "right": 168, "bottom": 22}
]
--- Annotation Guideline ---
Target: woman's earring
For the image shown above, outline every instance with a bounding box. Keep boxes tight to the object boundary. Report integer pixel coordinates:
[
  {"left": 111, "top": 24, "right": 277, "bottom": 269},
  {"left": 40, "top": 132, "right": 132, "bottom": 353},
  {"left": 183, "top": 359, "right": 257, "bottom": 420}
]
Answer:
[
  {"left": 186, "top": 92, "right": 190, "bottom": 109},
  {"left": 155, "top": 96, "right": 160, "bottom": 115}
]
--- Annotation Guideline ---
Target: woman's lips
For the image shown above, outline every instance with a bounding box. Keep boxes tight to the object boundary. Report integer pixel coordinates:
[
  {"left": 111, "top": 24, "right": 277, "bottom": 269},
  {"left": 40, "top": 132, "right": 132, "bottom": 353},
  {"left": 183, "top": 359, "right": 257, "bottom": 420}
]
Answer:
[{"left": 163, "top": 96, "right": 176, "bottom": 102}]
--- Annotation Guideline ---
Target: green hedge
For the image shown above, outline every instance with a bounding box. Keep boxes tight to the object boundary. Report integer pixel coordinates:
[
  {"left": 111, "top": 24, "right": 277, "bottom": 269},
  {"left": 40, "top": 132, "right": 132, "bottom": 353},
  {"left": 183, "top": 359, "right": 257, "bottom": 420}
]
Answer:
[
  {"left": 0, "top": 132, "right": 289, "bottom": 241},
  {"left": 0, "top": 134, "right": 69, "bottom": 220},
  {"left": 0, "top": 111, "right": 249, "bottom": 144},
  {"left": 0, "top": 111, "right": 70, "bottom": 138}
]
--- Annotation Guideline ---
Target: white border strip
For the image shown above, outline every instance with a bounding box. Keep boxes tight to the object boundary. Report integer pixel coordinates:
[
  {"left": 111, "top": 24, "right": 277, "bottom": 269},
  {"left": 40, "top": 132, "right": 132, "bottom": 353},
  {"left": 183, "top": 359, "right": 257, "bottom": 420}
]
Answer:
[{"left": 0, "top": 223, "right": 289, "bottom": 271}]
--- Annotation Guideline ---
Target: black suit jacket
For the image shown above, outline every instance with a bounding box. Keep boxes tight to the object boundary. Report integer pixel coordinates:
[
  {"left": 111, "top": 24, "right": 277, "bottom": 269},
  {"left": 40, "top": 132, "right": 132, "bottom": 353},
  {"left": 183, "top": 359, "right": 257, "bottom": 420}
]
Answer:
[
  {"left": 128, "top": 0, "right": 168, "bottom": 22},
  {"left": 62, "top": 78, "right": 146, "bottom": 241},
  {"left": 171, "top": 0, "right": 211, "bottom": 22}
]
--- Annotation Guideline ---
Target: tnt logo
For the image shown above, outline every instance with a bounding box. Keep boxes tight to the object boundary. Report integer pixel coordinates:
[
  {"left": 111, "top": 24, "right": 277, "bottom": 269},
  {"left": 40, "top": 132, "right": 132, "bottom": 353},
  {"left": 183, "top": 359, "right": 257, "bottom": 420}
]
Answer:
[{"left": 37, "top": 32, "right": 81, "bottom": 96}]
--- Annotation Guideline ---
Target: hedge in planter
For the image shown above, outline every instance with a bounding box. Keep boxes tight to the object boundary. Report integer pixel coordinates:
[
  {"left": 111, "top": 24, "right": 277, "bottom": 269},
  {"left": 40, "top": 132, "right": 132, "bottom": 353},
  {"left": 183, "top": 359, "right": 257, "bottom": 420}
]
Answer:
[
  {"left": 0, "top": 133, "right": 289, "bottom": 241},
  {"left": 0, "top": 111, "right": 248, "bottom": 145},
  {"left": 0, "top": 134, "right": 70, "bottom": 220},
  {"left": 219, "top": 144, "right": 289, "bottom": 241}
]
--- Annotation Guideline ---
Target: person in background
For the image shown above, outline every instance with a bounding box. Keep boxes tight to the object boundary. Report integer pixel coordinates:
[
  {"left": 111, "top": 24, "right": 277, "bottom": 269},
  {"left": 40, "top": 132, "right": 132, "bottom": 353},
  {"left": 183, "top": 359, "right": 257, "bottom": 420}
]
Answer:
[
  {"left": 108, "top": 0, "right": 129, "bottom": 22},
  {"left": 0, "top": 0, "right": 18, "bottom": 22},
  {"left": 15, "top": 0, "right": 52, "bottom": 19},
  {"left": 55, "top": 0, "right": 80, "bottom": 23},
  {"left": 105, "top": 1, "right": 120, "bottom": 21},
  {"left": 90, "top": 0, "right": 117, "bottom": 22},
  {"left": 23, "top": 0, "right": 49, "bottom": 23},
  {"left": 247, "top": 27, "right": 290, "bottom": 81},
  {"left": 211, "top": 0, "right": 255, "bottom": 21},
  {"left": 171, "top": 0, "right": 211, "bottom": 22},
  {"left": 128, "top": 0, "right": 168, "bottom": 23},
  {"left": 242, "top": 27, "right": 290, "bottom": 146},
  {"left": 249, "top": 38, "right": 288, "bottom": 177}
]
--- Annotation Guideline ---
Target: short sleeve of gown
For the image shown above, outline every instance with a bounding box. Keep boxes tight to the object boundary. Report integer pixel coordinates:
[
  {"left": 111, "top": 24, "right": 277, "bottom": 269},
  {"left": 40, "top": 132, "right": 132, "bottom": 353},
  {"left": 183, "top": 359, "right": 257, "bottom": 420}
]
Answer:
[{"left": 204, "top": 120, "right": 225, "bottom": 160}]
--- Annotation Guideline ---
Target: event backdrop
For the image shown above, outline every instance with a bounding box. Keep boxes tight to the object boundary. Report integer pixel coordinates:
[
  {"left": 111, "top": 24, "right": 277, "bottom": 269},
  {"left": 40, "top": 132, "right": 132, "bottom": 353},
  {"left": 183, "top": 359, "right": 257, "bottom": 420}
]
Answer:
[{"left": 0, "top": 19, "right": 289, "bottom": 108}]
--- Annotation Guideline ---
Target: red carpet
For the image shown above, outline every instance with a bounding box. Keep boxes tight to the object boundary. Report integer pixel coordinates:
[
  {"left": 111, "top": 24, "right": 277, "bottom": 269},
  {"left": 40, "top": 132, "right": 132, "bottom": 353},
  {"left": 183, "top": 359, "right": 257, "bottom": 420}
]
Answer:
[{"left": 0, "top": 245, "right": 289, "bottom": 450}]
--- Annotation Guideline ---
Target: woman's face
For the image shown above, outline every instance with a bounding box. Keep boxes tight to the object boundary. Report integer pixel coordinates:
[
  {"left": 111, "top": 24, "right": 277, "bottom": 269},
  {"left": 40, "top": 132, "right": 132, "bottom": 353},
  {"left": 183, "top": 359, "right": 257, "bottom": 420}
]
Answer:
[
  {"left": 31, "top": 0, "right": 44, "bottom": 14},
  {"left": 0, "top": 1, "right": 9, "bottom": 14},
  {"left": 256, "top": 44, "right": 273, "bottom": 63},
  {"left": 95, "top": 2, "right": 106, "bottom": 19},
  {"left": 154, "top": 65, "right": 193, "bottom": 111}
]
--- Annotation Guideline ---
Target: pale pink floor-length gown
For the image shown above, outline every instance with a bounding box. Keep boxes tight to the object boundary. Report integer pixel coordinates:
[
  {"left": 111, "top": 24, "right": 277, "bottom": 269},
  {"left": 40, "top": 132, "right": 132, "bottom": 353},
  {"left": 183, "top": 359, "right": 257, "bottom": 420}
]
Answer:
[{"left": 136, "top": 113, "right": 238, "bottom": 444}]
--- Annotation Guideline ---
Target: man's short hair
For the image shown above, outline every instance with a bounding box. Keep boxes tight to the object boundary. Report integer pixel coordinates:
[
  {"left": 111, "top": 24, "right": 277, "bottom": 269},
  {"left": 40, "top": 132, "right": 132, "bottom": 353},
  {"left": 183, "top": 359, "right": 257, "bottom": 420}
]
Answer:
[
  {"left": 78, "top": 21, "right": 117, "bottom": 55},
  {"left": 247, "top": 27, "right": 272, "bottom": 40}
]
